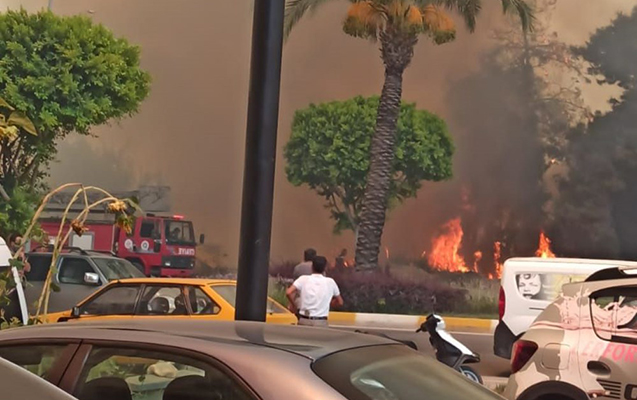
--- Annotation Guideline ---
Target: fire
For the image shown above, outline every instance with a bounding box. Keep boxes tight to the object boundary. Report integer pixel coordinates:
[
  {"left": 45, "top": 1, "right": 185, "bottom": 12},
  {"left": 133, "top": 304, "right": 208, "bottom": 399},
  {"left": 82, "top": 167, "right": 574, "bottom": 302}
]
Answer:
[
  {"left": 493, "top": 241, "right": 503, "bottom": 279},
  {"left": 535, "top": 231, "right": 556, "bottom": 258},
  {"left": 428, "top": 218, "right": 474, "bottom": 273},
  {"left": 473, "top": 251, "right": 483, "bottom": 272}
]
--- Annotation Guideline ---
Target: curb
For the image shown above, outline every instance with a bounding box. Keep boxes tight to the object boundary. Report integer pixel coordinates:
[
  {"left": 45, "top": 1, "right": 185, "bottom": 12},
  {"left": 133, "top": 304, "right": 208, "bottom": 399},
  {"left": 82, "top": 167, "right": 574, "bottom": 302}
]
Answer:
[{"left": 329, "top": 311, "right": 497, "bottom": 333}]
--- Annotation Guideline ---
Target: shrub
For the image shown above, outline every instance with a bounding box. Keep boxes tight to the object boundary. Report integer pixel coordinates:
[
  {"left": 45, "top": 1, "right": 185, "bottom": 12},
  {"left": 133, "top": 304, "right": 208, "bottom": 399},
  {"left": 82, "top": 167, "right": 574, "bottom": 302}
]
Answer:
[
  {"left": 269, "top": 261, "right": 297, "bottom": 280},
  {"left": 328, "top": 269, "right": 467, "bottom": 315}
]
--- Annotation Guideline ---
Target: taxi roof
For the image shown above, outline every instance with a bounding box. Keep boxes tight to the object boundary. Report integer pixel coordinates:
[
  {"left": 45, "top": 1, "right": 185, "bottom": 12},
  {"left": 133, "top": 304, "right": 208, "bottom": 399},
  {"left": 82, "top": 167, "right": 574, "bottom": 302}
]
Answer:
[{"left": 113, "top": 278, "right": 237, "bottom": 286}]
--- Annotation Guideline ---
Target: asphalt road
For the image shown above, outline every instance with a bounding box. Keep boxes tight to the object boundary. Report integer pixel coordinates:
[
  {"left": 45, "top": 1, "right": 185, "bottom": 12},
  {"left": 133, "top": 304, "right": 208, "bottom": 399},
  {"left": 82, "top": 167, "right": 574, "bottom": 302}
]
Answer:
[{"left": 333, "top": 325, "right": 511, "bottom": 378}]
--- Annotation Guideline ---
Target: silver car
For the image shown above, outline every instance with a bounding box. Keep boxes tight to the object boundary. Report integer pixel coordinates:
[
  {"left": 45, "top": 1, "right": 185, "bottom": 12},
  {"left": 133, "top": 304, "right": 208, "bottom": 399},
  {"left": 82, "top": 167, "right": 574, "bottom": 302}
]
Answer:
[{"left": 0, "top": 320, "right": 502, "bottom": 400}]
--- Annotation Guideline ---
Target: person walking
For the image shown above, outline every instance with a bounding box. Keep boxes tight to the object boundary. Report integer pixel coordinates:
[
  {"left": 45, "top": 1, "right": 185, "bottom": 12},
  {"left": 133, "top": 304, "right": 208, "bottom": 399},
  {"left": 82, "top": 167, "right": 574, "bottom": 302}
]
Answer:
[
  {"left": 286, "top": 255, "right": 343, "bottom": 327},
  {"left": 293, "top": 248, "right": 316, "bottom": 280}
]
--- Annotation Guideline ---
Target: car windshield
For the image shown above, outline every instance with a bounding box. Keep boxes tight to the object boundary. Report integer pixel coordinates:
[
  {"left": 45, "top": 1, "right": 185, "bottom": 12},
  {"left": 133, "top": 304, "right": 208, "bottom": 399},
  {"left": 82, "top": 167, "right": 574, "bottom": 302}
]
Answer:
[
  {"left": 212, "top": 284, "right": 288, "bottom": 314},
  {"left": 92, "top": 258, "right": 145, "bottom": 281},
  {"left": 313, "top": 345, "right": 499, "bottom": 400},
  {"left": 165, "top": 220, "right": 195, "bottom": 245}
]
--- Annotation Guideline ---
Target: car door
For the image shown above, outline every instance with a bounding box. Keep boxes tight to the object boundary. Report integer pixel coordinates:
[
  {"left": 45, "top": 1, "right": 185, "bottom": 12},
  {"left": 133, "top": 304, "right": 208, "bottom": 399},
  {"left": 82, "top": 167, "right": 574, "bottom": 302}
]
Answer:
[
  {"left": 585, "top": 286, "right": 637, "bottom": 399},
  {"left": 135, "top": 284, "right": 193, "bottom": 319},
  {"left": 49, "top": 256, "right": 103, "bottom": 313},
  {"left": 59, "top": 343, "right": 256, "bottom": 400},
  {"left": 71, "top": 284, "right": 141, "bottom": 322}
]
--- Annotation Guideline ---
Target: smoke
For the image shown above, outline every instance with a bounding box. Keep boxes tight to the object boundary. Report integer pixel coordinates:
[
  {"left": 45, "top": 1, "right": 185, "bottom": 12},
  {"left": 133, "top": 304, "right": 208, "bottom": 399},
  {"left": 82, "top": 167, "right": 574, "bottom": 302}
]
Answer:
[{"left": 3, "top": 0, "right": 636, "bottom": 265}]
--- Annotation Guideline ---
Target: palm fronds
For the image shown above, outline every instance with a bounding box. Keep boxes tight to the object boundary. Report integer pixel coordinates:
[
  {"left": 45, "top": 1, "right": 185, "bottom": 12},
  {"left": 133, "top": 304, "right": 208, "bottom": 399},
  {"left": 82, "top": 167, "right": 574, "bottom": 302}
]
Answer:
[
  {"left": 284, "top": 0, "right": 338, "bottom": 39},
  {"left": 500, "top": 0, "right": 534, "bottom": 32}
]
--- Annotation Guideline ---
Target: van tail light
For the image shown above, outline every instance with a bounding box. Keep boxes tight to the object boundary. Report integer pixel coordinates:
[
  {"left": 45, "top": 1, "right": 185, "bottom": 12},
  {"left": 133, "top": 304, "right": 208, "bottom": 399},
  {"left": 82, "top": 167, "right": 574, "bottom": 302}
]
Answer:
[
  {"left": 498, "top": 286, "right": 505, "bottom": 320},
  {"left": 511, "top": 340, "right": 538, "bottom": 374}
]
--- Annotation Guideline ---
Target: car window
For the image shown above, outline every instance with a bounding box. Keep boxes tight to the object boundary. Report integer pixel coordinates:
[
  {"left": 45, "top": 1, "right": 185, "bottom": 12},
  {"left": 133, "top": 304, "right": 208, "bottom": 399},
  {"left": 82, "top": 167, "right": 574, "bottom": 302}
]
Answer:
[
  {"left": 24, "top": 254, "right": 52, "bottom": 282},
  {"left": 212, "top": 284, "right": 286, "bottom": 314},
  {"left": 591, "top": 287, "right": 637, "bottom": 343},
  {"left": 313, "top": 345, "right": 499, "bottom": 400},
  {"left": 92, "top": 257, "right": 145, "bottom": 281},
  {"left": 138, "top": 286, "right": 187, "bottom": 316},
  {"left": 81, "top": 286, "right": 141, "bottom": 316},
  {"left": 188, "top": 287, "right": 220, "bottom": 315},
  {"left": 58, "top": 257, "right": 96, "bottom": 285},
  {"left": 0, "top": 345, "right": 67, "bottom": 382},
  {"left": 74, "top": 346, "right": 253, "bottom": 400},
  {"left": 515, "top": 273, "right": 589, "bottom": 301}
]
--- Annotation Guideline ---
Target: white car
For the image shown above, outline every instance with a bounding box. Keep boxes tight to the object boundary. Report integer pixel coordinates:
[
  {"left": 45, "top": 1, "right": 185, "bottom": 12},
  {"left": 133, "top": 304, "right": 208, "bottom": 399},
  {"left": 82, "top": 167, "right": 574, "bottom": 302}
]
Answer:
[
  {"left": 504, "top": 265, "right": 637, "bottom": 400},
  {"left": 494, "top": 257, "right": 637, "bottom": 359}
]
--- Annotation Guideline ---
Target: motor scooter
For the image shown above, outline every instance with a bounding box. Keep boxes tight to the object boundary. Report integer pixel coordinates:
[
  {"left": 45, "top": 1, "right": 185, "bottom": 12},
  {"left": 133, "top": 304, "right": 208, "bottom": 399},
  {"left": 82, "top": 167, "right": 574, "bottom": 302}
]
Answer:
[
  {"left": 420, "top": 313, "right": 483, "bottom": 384},
  {"left": 355, "top": 313, "right": 483, "bottom": 384}
]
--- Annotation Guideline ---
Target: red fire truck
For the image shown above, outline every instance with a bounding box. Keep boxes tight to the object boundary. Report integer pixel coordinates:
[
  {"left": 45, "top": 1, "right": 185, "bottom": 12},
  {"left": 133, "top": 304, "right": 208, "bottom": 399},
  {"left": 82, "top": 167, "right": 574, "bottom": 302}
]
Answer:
[{"left": 37, "top": 187, "right": 203, "bottom": 277}]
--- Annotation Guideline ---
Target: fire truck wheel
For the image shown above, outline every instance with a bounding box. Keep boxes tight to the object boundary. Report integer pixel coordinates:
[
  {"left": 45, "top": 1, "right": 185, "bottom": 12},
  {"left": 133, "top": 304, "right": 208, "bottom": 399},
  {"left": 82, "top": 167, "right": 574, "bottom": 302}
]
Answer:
[{"left": 150, "top": 266, "right": 162, "bottom": 277}]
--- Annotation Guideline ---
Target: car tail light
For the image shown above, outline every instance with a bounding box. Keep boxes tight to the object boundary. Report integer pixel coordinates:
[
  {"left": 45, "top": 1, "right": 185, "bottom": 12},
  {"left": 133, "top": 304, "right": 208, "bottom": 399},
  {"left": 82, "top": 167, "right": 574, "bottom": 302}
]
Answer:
[
  {"left": 511, "top": 340, "right": 538, "bottom": 373},
  {"left": 498, "top": 286, "right": 505, "bottom": 320}
]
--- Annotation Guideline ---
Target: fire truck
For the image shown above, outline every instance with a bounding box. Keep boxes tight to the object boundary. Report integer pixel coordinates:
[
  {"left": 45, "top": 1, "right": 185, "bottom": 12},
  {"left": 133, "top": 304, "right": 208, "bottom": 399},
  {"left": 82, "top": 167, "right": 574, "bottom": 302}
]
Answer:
[{"left": 36, "top": 186, "right": 203, "bottom": 277}]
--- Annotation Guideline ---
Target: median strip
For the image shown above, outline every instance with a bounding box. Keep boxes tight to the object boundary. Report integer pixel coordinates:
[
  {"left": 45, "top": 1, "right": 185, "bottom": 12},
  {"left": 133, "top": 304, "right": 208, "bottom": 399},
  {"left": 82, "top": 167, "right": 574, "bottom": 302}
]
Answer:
[{"left": 329, "top": 311, "right": 497, "bottom": 333}]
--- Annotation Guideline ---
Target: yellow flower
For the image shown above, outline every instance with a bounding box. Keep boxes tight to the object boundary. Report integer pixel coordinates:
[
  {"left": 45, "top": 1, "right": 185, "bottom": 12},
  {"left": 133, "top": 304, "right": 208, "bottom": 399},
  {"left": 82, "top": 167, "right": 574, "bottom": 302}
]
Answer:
[{"left": 108, "top": 200, "right": 127, "bottom": 213}]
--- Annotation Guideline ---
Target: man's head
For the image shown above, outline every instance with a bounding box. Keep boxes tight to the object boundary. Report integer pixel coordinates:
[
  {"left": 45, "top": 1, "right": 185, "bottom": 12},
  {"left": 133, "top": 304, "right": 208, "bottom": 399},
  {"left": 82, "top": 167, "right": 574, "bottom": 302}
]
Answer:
[
  {"left": 312, "top": 256, "right": 328, "bottom": 274},
  {"left": 303, "top": 248, "right": 317, "bottom": 262}
]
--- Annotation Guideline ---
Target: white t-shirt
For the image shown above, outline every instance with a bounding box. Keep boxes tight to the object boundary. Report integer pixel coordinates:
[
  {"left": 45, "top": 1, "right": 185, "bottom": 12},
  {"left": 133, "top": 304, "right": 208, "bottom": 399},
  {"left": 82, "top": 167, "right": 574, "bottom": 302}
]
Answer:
[{"left": 293, "top": 274, "right": 340, "bottom": 318}]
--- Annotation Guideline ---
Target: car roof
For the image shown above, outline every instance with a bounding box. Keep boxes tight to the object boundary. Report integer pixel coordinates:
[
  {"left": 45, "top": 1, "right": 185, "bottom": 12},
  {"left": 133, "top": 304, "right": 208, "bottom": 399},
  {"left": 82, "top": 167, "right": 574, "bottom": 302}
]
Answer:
[
  {"left": 113, "top": 278, "right": 236, "bottom": 285},
  {"left": 505, "top": 257, "right": 637, "bottom": 267},
  {"left": 0, "top": 320, "right": 395, "bottom": 361}
]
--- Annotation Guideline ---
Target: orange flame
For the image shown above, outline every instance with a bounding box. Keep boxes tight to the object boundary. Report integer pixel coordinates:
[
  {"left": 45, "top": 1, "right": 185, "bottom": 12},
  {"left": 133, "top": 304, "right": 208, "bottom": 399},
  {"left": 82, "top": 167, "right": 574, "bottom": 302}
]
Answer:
[
  {"left": 473, "top": 251, "right": 483, "bottom": 272},
  {"left": 493, "top": 241, "right": 503, "bottom": 279},
  {"left": 535, "top": 231, "right": 556, "bottom": 258},
  {"left": 428, "top": 218, "right": 471, "bottom": 273}
]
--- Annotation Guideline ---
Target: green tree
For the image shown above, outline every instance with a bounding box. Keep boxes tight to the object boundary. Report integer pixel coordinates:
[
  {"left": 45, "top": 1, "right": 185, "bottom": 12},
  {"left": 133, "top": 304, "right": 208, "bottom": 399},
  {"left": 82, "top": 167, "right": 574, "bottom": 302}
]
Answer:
[
  {"left": 285, "top": 96, "right": 453, "bottom": 237},
  {"left": 285, "top": 0, "right": 534, "bottom": 269},
  {"left": 0, "top": 9, "right": 150, "bottom": 236}
]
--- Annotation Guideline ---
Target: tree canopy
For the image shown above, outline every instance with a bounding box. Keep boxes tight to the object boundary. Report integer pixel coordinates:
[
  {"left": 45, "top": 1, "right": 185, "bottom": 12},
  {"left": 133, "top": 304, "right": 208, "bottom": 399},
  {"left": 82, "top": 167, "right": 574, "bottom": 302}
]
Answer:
[
  {"left": 0, "top": 9, "right": 151, "bottom": 237},
  {"left": 285, "top": 96, "right": 453, "bottom": 234},
  {"left": 553, "top": 6, "right": 637, "bottom": 259}
]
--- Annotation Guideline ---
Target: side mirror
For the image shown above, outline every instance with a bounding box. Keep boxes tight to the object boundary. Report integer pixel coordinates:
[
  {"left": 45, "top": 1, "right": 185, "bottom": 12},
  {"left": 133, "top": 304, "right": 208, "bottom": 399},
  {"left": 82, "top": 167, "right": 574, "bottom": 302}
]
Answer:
[
  {"left": 199, "top": 234, "right": 205, "bottom": 245},
  {"left": 153, "top": 241, "right": 161, "bottom": 253},
  {"left": 71, "top": 306, "right": 80, "bottom": 318},
  {"left": 84, "top": 272, "right": 100, "bottom": 286}
]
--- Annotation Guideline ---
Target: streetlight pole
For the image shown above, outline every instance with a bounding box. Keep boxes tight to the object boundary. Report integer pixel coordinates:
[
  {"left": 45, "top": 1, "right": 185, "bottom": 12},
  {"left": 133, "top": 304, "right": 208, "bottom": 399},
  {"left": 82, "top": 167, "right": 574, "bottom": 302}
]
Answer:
[{"left": 235, "top": 0, "right": 286, "bottom": 322}]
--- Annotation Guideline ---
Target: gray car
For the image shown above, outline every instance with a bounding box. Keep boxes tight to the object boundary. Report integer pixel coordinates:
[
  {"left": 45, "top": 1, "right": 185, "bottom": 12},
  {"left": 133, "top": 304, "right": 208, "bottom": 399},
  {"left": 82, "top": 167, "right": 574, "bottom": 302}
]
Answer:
[
  {"left": 0, "top": 320, "right": 502, "bottom": 400},
  {"left": 21, "top": 249, "right": 144, "bottom": 314},
  {"left": 0, "top": 357, "right": 77, "bottom": 400}
]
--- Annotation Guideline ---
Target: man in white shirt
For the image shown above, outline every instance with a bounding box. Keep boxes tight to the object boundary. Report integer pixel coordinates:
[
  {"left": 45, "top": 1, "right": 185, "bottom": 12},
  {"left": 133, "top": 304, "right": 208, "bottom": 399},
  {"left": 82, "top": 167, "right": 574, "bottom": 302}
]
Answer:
[{"left": 286, "top": 255, "right": 343, "bottom": 327}]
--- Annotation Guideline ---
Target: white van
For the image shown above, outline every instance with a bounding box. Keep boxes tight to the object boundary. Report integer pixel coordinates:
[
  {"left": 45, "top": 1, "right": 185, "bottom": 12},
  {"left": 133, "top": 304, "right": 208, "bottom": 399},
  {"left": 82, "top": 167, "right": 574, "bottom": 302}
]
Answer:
[{"left": 493, "top": 257, "right": 637, "bottom": 359}]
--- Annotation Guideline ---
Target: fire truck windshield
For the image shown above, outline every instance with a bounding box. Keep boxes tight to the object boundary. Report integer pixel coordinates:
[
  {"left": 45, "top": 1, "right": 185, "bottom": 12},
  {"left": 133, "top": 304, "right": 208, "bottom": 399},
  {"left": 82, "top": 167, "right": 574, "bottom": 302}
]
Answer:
[{"left": 165, "top": 220, "right": 195, "bottom": 245}]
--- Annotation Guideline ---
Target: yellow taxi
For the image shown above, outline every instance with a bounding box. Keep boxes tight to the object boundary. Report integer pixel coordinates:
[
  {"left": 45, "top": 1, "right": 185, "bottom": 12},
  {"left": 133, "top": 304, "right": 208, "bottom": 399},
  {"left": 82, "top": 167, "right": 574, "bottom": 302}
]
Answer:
[{"left": 44, "top": 278, "right": 297, "bottom": 325}]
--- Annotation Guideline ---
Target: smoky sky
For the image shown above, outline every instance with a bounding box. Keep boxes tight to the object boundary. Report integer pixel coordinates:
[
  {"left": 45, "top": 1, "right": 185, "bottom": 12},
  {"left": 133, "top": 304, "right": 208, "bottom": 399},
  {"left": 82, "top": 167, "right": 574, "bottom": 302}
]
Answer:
[{"left": 3, "top": 0, "right": 637, "bottom": 265}]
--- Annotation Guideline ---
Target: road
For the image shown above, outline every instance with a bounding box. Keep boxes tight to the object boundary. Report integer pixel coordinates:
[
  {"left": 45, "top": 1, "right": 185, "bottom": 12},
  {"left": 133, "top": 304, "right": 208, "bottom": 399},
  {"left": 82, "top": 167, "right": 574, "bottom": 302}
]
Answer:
[{"left": 333, "top": 325, "right": 511, "bottom": 378}]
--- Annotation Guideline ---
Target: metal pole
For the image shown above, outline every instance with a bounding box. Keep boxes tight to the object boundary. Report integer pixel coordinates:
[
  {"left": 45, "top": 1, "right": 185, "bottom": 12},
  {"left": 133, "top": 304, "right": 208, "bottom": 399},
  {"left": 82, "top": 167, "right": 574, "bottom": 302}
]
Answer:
[
  {"left": 48, "top": 0, "right": 53, "bottom": 10},
  {"left": 235, "top": 0, "right": 285, "bottom": 322}
]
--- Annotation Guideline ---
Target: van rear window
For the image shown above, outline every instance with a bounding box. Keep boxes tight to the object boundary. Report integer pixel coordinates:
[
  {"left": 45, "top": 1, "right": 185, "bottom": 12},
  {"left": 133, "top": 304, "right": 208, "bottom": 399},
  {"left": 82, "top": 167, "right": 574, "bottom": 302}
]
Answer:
[
  {"left": 515, "top": 273, "right": 588, "bottom": 300},
  {"left": 24, "top": 255, "right": 52, "bottom": 282}
]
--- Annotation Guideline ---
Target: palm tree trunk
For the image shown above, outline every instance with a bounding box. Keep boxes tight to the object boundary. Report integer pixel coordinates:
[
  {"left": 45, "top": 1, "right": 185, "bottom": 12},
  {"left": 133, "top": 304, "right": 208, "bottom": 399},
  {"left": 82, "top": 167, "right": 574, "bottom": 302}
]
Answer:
[{"left": 355, "top": 30, "right": 416, "bottom": 270}]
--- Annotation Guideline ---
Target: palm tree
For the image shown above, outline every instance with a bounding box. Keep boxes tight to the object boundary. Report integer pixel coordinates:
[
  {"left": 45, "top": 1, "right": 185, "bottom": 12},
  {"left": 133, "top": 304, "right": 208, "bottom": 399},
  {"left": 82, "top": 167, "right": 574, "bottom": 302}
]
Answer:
[{"left": 285, "top": 0, "right": 534, "bottom": 270}]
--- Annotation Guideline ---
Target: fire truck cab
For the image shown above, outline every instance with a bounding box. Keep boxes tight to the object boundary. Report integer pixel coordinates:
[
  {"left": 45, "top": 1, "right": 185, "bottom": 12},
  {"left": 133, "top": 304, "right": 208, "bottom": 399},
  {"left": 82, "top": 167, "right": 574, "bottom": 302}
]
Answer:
[{"left": 115, "top": 214, "right": 202, "bottom": 277}]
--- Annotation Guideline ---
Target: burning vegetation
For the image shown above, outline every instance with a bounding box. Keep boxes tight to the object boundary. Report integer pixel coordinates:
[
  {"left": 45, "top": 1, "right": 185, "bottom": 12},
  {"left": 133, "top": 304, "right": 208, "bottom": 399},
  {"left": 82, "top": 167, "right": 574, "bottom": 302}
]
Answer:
[{"left": 427, "top": 218, "right": 556, "bottom": 278}]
